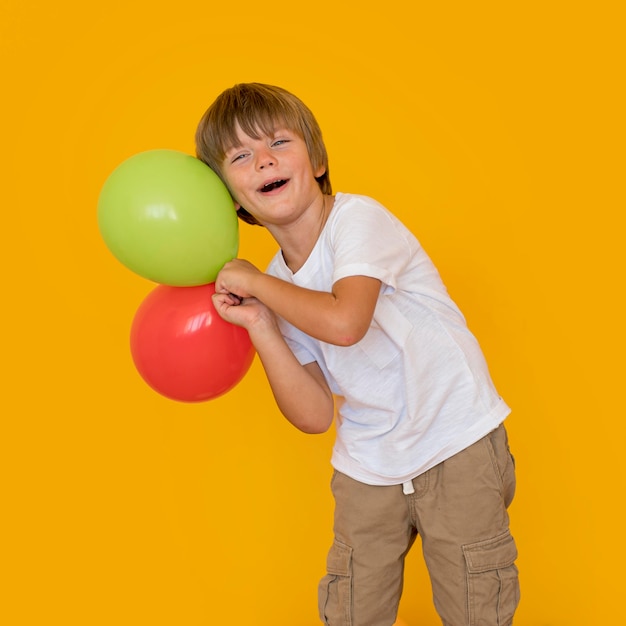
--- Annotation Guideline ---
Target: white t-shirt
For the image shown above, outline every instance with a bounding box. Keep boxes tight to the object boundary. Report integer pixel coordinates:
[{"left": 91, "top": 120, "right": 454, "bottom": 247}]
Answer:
[{"left": 267, "top": 192, "right": 510, "bottom": 486}]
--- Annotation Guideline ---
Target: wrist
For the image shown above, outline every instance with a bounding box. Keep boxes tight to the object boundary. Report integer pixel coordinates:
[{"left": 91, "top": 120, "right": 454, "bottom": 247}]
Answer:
[
  {"left": 247, "top": 311, "right": 281, "bottom": 345},
  {"left": 248, "top": 269, "right": 267, "bottom": 299}
]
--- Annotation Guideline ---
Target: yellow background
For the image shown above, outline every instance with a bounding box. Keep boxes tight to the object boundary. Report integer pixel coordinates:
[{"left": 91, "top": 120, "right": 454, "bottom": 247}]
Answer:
[{"left": 1, "top": 1, "right": 623, "bottom": 624}]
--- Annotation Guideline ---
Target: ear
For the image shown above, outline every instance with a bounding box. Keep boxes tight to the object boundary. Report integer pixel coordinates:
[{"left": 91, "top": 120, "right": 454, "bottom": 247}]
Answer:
[{"left": 314, "top": 163, "right": 326, "bottom": 179}]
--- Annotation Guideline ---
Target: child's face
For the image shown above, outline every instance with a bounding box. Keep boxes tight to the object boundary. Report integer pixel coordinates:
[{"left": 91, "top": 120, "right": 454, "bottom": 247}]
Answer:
[{"left": 221, "top": 124, "right": 326, "bottom": 227}]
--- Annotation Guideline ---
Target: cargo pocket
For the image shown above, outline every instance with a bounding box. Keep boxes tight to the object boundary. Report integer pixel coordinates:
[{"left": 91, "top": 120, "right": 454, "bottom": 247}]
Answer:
[
  {"left": 318, "top": 540, "right": 353, "bottom": 626},
  {"left": 462, "top": 530, "right": 520, "bottom": 626}
]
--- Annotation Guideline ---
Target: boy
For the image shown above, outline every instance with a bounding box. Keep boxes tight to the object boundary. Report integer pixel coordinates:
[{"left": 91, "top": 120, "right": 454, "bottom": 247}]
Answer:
[{"left": 195, "top": 83, "right": 519, "bottom": 626}]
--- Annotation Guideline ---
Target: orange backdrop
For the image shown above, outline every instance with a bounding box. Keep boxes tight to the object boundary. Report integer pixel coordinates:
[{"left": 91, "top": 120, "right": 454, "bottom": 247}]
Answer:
[{"left": 1, "top": 1, "right": 623, "bottom": 624}]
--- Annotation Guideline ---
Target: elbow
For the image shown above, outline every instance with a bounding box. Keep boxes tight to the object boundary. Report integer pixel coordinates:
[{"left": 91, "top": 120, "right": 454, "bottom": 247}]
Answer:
[
  {"left": 328, "top": 312, "right": 370, "bottom": 347},
  {"left": 292, "top": 412, "right": 333, "bottom": 435},
  {"left": 333, "top": 324, "right": 369, "bottom": 347},
  {"left": 299, "top": 422, "right": 331, "bottom": 435},
  {"left": 334, "top": 335, "right": 362, "bottom": 347}
]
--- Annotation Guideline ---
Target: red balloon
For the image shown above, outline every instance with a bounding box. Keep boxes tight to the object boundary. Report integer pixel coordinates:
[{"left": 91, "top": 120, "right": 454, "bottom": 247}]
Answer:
[{"left": 130, "top": 283, "right": 255, "bottom": 402}]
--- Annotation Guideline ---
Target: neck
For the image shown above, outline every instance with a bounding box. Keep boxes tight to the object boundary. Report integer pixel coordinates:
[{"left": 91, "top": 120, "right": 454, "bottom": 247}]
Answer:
[{"left": 268, "top": 193, "right": 334, "bottom": 274}]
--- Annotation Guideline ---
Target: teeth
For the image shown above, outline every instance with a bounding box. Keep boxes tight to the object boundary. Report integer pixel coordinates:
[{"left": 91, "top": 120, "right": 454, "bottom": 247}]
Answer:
[{"left": 262, "top": 180, "right": 285, "bottom": 192}]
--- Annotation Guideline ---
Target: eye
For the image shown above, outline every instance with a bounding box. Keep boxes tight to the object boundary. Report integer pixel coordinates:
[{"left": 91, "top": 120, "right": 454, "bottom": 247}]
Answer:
[
  {"left": 230, "top": 152, "right": 249, "bottom": 164},
  {"left": 271, "top": 138, "right": 290, "bottom": 147}
]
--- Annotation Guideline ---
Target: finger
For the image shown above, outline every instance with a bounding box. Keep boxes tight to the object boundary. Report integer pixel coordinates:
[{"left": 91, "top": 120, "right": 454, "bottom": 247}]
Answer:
[{"left": 214, "top": 292, "right": 241, "bottom": 306}]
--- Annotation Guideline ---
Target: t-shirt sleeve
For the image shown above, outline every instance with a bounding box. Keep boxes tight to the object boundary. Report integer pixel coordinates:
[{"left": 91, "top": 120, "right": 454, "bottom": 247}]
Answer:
[
  {"left": 266, "top": 253, "right": 319, "bottom": 367},
  {"left": 277, "top": 319, "right": 319, "bottom": 366},
  {"left": 329, "top": 198, "right": 414, "bottom": 290}
]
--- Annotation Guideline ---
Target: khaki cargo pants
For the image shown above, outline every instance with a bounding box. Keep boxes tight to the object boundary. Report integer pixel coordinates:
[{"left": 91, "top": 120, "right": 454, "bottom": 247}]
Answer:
[{"left": 318, "top": 424, "right": 519, "bottom": 625}]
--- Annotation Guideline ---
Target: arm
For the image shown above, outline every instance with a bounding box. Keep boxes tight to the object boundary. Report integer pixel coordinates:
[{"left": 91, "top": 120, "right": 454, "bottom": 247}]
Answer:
[
  {"left": 212, "top": 293, "right": 334, "bottom": 434},
  {"left": 215, "top": 259, "right": 381, "bottom": 346}
]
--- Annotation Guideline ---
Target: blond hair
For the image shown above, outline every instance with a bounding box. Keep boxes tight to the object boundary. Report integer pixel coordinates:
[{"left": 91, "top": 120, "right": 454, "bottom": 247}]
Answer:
[{"left": 195, "top": 83, "right": 332, "bottom": 225}]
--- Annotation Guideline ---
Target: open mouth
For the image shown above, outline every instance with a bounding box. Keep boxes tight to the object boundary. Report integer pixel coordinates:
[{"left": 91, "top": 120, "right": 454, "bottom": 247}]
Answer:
[{"left": 259, "top": 179, "right": 288, "bottom": 193}]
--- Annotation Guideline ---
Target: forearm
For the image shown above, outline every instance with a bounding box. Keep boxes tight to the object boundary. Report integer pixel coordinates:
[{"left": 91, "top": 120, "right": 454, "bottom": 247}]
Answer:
[
  {"left": 215, "top": 259, "right": 381, "bottom": 346},
  {"left": 249, "top": 274, "right": 373, "bottom": 346},
  {"left": 251, "top": 325, "right": 334, "bottom": 434},
  {"left": 211, "top": 291, "right": 334, "bottom": 433}
]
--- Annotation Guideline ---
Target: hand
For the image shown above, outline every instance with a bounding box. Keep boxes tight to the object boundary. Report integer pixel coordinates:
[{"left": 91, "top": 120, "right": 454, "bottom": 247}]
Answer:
[
  {"left": 215, "top": 258, "right": 262, "bottom": 300},
  {"left": 212, "top": 293, "right": 278, "bottom": 336}
]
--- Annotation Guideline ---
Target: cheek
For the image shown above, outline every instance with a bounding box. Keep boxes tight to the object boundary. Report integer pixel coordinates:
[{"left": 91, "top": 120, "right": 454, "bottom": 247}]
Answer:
[{"left": 221, "top": 172, "right": 243, "bottom": 200}]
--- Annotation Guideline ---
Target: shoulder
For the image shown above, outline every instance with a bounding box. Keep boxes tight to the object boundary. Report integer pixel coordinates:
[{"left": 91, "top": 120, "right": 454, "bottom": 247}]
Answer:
[
  {"left": 329, "top": 192, "right": 395, "bottom": 227},
  {"left": 329, "top": 193, "right": 411, "bottom": 241},
  {"left": 333, "top": 192, "right": 387, "bottom": 213}
]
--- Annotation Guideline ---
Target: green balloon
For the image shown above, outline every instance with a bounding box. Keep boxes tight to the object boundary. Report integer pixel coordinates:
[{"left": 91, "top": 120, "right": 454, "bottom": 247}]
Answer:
[{"left": 98, "top": 150, "right": 238, "bottom": 286}]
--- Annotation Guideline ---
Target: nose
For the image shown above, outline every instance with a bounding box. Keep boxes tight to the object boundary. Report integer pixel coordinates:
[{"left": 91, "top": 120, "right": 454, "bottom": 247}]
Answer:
[{"left": 256, "top": 149, "right": 275, "bottom": 170}]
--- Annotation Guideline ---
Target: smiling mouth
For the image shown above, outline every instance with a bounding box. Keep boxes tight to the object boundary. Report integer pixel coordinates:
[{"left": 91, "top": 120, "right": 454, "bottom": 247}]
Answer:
[{"left": 260, "top": 179, "right": 287, "bottom": 193}]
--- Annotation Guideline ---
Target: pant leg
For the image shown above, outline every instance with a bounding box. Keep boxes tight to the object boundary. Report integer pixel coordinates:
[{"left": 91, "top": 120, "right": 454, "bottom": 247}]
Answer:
[
  {"left": 318, "top": 471, "right": 416, "bottom": 626},
  {"left": 410, "top": 425, "right": 520, "bottom": 626}
]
